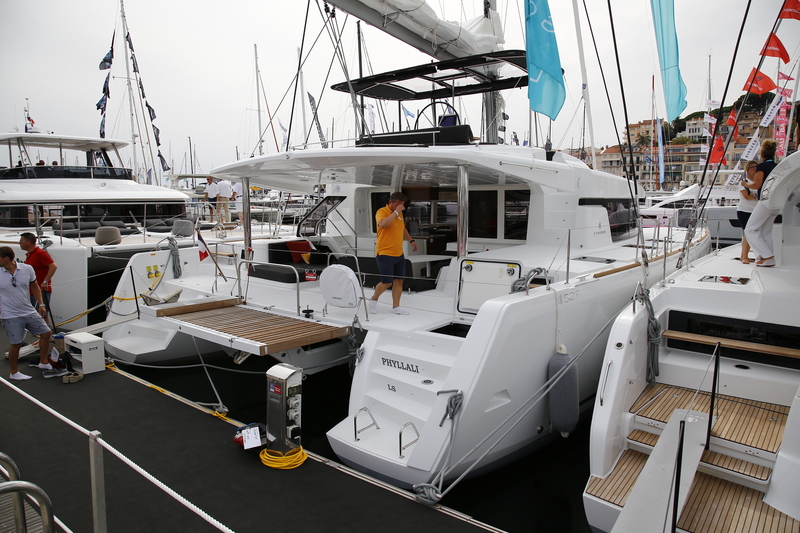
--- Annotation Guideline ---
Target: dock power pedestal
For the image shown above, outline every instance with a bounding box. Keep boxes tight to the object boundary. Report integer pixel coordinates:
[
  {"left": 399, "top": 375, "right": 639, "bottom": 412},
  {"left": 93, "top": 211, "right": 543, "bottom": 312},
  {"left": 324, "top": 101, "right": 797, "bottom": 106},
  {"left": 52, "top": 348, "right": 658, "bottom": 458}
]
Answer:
[{"left": 266, "top": 363, "right": 302, "bottom": 454}]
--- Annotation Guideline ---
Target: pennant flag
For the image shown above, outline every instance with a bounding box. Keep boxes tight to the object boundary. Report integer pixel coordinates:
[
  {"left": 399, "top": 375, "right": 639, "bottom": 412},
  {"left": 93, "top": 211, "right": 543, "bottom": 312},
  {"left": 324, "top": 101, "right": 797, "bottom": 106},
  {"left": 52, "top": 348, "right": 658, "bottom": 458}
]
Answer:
[
  {"left": 125, "top": 32, "right": 135, "bottom": 52},
  {"left": 703, "top": 128, "right": 712, "bottom": 137},
  {"left": 131, "top": 53, "right": 139, "bottom": 73},
  {"left": 197, "top": 231, "right": 209, "bottom": 261},
  {"left": 700, "top": 143, "right": 709, "bottom": 153},
  {"left": 761, "top": 33, "right": 790, "bottom": 64},
  {"left": 157, "top": 150, "right": 170, "bottom": 171},
  {"left": 307, "top": 92, "right": 328, "bottom": 148},
  {"left": 146, "top": 102, "right": 157, "bottom": 121},
  {"left": 651, "top": 0, "right": 688, "bottom": 120},
  {"left": 778, "top": 71, "right": 795, "bottom": 81},
  {"left": 402, "top": 106, "right": 415, "bottom": 118},
  {"left": 780, "top": 0, "right": 800, "bottom": 20},
  {"left": 525, "top": 0, "right": 566, "bottom": 120},
  {"left": 278, "top": 118, "right": 288, "bottom": 149},
  {"left": 777, "top": 86, "right": 793, "bottom": 98},
  {"left": 709, "top": 136, "right": 727, "bottom": 165},
  {"left": 102, "top": 73, "right": 111, "bottom": 97},
  {"left": 139, "top": 79, "right": 146, "bottom": 99},
  {"left": 96, "top": 94, "right": 107, "bottom": 114},
  {"left": 706, "top": 99, "right": 720, "bottom": 109},
  {"left": 760, "top": 94, "right": 784, "bottom": 126},
  {"left": 152, "top": 124, "right": 161, "bottom": 146},
  {"left": 776, "top": 109, "right": 789, "bottom": 125},
  {"left": 99, "top": 32, "right": 115, "bottom": 70},
  {"left": 704, "top": 113, "right": 717, "bottom": 124},
  {"left": 99, "top": 116, "right": 106, "bottom": 139},
  {"left": 743, "top": 68, "right": 777, "bottom": 95},
  {"left": 726, "top": 108, "right": 737, "bottom": 126}
]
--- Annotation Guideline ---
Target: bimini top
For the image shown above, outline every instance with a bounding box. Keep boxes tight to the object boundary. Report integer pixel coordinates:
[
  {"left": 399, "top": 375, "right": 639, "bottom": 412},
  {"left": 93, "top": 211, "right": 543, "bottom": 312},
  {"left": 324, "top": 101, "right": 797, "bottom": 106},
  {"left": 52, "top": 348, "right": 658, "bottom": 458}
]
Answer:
[
  {"left": 330, "top": 50, "right": 527, "bottom": 101},
  {"left": 0, "top": 133, "right": 129, "bottom": 152}
]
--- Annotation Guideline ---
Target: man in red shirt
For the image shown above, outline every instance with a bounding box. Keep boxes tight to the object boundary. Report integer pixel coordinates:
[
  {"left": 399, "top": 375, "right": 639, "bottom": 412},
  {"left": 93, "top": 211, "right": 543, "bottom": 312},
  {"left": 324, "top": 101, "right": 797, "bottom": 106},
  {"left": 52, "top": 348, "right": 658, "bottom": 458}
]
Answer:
[{"left": 19, "top": 233, "right": 57, "bottom": 320}]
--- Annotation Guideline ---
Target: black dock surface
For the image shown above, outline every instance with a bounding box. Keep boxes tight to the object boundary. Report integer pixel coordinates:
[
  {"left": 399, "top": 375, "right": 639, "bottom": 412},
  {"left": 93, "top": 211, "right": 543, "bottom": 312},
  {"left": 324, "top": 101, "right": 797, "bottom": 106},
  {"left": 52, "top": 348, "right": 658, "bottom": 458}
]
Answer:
[{"left": 0, "top": 357, "right": 488, "bottom": 532}]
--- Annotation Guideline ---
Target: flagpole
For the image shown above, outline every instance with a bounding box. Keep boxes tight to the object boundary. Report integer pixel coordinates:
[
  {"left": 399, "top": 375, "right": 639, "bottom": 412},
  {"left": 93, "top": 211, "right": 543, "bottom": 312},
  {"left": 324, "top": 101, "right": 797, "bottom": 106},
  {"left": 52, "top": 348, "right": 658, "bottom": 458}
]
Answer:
[{"left": 120, "top": 0, "right": 137, "bottom": 181}]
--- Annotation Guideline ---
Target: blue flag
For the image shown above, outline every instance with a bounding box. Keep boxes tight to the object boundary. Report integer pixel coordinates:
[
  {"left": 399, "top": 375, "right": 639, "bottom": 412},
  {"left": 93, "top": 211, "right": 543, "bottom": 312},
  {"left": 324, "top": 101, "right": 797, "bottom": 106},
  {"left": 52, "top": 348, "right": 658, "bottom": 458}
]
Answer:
[
  {"left": 525, "top": 0, "right": 565, "bottom": 120},
  {"left": 651, "top": 0, "right": 687, "bottom": 121}
]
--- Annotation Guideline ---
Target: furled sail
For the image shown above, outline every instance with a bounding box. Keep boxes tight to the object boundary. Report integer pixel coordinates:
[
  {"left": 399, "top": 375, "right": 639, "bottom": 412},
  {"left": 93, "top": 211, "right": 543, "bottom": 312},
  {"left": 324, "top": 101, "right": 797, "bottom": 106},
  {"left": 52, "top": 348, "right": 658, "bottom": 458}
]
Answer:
[{"left": 326, "top": 0, "right": 504, "bottom": 60}]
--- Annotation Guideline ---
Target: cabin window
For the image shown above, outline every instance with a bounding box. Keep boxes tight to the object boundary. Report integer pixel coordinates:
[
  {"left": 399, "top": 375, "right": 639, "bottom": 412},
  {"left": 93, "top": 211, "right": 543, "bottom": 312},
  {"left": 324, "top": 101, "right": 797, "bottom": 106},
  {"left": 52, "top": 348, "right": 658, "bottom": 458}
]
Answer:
[
  {"left": 504, "top": 190, "right": 530, "bottom": 240},
  {"left": 469, "top": 190, "right": 498, "bottom": 238},
  {"left": 579, "top": 198, "right": 637, "bottom": 240}
]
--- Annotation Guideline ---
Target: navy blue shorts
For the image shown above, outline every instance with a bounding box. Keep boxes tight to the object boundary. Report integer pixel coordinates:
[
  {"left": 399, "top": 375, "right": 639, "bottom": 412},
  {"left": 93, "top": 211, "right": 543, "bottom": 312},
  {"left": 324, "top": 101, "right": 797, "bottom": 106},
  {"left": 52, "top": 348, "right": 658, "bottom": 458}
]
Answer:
[
  {"left": 376, "top": 254, "right": 405, "bottom": 284},
  {"left": 737, "top": 210, "right": 752, "bottom": 231}
]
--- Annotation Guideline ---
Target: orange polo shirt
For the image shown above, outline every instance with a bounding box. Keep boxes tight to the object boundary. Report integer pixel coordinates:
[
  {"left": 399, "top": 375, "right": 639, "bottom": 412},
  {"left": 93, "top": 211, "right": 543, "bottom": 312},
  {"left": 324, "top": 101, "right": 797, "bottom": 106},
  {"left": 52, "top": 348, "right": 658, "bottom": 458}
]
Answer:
[{"left": 375, "top": 205, "right": 405, "bottom": 257}]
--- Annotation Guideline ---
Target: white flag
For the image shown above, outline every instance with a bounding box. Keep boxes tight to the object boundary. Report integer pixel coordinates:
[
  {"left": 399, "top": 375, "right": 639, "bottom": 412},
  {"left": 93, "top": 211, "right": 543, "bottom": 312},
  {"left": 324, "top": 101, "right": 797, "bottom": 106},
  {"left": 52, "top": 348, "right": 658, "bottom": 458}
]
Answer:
[
  {"left": 704, "top": 113, "right": 717, "bottom": 124},
  {"left": 760, "top": 95, "right": 784, "bottom": 127},
  {"left": 741, "top": 134, "right": 761, "bottom": 161}
]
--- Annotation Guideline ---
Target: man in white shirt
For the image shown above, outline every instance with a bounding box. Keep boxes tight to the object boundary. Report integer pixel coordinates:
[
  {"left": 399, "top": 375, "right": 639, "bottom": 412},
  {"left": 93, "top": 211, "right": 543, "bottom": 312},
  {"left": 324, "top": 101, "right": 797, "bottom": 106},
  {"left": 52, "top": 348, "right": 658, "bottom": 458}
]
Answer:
[
  {"left": 0, "top": 246, "right": 56, "bottom": 380},
  {"left": 217, "top": 179, "right": 233, "bottom": 223},
  {"left": 204, "top": 176, "right": 219, "bottom": 223},
  {"left": 231, "top": 181, "right": 244, "bottom": 224}
]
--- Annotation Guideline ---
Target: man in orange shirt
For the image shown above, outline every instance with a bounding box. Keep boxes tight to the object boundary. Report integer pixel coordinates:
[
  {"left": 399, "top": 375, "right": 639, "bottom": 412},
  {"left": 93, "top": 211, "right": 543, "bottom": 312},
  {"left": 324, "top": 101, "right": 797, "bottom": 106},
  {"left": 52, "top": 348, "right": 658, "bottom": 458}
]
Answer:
[{"left": 368, "top": 192, "right": 418, "bottom": 315}]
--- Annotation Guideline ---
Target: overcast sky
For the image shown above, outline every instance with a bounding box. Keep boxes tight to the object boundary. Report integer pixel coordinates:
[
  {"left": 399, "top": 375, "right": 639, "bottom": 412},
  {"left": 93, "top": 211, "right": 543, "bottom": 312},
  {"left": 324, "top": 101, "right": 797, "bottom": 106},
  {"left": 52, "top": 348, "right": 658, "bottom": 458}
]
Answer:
[{"left": 1, "top": 0, "right": 797, "bottom": 176}]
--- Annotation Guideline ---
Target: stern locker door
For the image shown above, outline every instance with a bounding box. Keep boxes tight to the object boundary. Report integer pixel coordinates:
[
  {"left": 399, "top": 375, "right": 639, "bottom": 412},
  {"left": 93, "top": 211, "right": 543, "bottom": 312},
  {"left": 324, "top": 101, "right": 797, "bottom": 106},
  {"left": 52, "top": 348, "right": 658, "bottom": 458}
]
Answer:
[{"left": 457, "top": 259, "right": 521, "bottom": 314}]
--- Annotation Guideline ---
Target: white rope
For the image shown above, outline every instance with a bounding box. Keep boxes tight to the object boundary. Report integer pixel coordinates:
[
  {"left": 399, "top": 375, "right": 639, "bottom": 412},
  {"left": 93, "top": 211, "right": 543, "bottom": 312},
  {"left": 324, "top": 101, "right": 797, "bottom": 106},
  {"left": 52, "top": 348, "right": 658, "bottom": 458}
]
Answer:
[
  {"left": 1, "top": 377, "right": 235, "bottom": 533},
  {"left": 96, "top": 437, "right": 235, "bottom": 533}
]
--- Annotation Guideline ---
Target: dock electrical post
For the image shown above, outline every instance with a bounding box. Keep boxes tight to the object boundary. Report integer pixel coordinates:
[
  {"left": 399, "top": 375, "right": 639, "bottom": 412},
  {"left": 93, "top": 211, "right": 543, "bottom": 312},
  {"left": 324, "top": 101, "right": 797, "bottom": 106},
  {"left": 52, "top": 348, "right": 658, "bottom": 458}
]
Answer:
[{"left": 266, "top": 364, "right": 303, "bottom": 454}]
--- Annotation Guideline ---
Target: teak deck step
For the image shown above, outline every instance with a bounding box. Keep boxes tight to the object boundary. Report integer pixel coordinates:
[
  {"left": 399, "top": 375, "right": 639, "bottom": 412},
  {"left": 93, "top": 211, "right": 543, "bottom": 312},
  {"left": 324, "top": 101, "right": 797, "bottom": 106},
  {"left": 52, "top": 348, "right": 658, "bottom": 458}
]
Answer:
[
  {"left": 150, "top": 296, "right": 240, "bottom": 317},
  {"left": 591, "top": 464, "right": 800, "bottom": 531},
  {"left": 630, "top": 384, "right": 788, "bottom": 453},
  {"left": 586, "top": 449, "right": 648, "bottom": 507},
  {"left": 167, "top": 306, "right": 351, "bottom": 356},
  {"left": 628, "top": 429, "right": 772, "bottom": 481},
  {"left": 662, "top": 329, "right": 800, "bottom": 359},
  {"left": 677, "top": 473, "right": 799, "bottom": 532}
]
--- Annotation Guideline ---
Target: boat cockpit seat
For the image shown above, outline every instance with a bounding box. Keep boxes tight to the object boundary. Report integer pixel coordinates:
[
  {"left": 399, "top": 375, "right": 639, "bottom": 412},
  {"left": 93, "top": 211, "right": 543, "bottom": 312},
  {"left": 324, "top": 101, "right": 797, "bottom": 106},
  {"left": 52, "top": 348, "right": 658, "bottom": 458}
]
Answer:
[
  {"left": 95, "top": 226, "right": 122, "bottom": 245},
  {"left": 143, "top": 219, "right": 171, "bottom": 232},
  {"left": 171, "top": 219, "right": 194, "bottom": 237},
  {"left": 53, "top": 221, "right": 79, "bottom": 238},
  {"left": 100, "top": 219, "right": 139, "bottom": 235}
]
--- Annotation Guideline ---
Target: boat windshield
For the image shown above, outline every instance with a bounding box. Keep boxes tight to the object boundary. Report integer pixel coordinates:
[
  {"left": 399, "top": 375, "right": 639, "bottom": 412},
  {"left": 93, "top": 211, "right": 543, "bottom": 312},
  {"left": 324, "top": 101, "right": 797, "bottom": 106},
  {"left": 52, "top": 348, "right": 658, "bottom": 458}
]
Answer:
[{"left": 0, "top": 166, "right": 134, "bottom": 180}]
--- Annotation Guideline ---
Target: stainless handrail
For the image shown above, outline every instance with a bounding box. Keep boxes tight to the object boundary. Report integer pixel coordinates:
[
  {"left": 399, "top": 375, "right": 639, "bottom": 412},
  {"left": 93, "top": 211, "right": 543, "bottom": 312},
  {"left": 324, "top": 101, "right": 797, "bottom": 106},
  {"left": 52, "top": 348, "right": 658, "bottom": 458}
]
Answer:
[
  {"left": 399, "top": 422, "right": 420, "bottom": 458},
  {"left": 599, "top": 360, "right": 613, "bottom": 407},
  {"left": 0, "top": 452, "right": 26, "bottom": 533},
  {"left": 354, "top": 407, "right": 380, "bottom": 441},
  {"left": 236, "top": 260, "right": 301, "bottom": 315},
  {"left": 0, "top": 481, "right": 55, "bottom": 533}
]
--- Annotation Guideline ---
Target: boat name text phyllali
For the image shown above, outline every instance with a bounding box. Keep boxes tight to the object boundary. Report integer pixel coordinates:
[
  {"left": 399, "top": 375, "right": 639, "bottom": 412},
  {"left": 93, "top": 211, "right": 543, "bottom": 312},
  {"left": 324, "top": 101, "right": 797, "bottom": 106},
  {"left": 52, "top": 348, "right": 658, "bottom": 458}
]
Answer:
[{"left": 380, "top": 358, "right": 420, "bottom": 373}]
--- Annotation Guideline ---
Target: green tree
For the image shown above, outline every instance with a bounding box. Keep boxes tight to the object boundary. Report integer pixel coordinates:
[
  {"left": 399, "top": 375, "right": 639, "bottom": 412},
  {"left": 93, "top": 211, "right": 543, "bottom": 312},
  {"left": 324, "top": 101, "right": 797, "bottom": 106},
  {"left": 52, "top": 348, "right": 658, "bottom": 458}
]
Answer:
[
  {"left": 671, "top": 136, "right": 692, "bottom": 145},
  {"left": 635, "top": 133, "right": 652, "bottom": 148}
]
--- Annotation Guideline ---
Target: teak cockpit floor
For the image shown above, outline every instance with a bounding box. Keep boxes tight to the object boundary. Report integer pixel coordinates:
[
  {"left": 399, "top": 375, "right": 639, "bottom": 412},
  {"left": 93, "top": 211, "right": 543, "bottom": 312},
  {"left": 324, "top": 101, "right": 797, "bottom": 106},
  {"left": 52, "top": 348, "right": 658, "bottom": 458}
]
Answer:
[
  {"left": 167, "top": 306, "right": 351, "bottom": 355},
  {"left": 629, "top": 383, "right": 789, "bottom": 453},
  {"left": 677, "top": 473, "right": 799, "bottom": 532}
]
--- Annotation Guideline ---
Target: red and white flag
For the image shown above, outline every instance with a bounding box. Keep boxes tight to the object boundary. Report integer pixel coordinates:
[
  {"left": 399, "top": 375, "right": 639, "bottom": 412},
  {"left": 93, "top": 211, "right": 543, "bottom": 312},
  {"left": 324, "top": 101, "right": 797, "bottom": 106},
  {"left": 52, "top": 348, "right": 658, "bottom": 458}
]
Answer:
[
  {"left": 709, "top": 136, "right": 727, "bottom": 166},
  {"left": 776, "top": 87, "right": 793, "bottom": 98},
  {"left": 743, "top": 68, "right": 777, "bottom": 95},
  {"left": 198, "top": 231, "right": 209, "bottom": 261},
  {"left": 780, "top": 0, "right": 800, "bottom": 20},
  {"left": 778, "top": 71, "right": 795, "bottom": 82},
  {"left": 726, "top": 109, "right": 739, "bottom": 140},
  {"left": 761, "top": 33, "right": 790, "bottom": 63}
]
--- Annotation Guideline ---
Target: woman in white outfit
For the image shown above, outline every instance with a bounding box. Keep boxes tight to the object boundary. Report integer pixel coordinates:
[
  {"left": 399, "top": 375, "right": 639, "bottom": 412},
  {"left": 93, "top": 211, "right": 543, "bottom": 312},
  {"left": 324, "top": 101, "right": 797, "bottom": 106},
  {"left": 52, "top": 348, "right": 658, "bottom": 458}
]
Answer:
[
  {"left": 736, "top": 161, "right": 759, "bottom": 264},
  {"left": 743, "top": 140, "right": 779, "bottom": 267}
]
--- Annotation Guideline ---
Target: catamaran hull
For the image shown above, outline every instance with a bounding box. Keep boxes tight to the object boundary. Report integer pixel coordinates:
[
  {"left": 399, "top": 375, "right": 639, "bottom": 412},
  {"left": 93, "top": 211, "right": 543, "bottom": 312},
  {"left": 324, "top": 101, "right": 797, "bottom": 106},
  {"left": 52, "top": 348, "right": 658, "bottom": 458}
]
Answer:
[{"left": 327, "top": 235, "right": 711, "bottom": 489}]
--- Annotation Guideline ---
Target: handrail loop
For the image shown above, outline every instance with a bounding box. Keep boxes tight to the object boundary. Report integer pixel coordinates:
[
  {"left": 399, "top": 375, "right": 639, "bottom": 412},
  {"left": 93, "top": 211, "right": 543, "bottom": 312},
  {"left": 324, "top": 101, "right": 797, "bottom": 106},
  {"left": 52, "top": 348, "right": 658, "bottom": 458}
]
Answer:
[
  {"left": 353, "top": 407, "right": 380, "bottom": 441},
  {"left": 399, "top": 422, "right": 420, "bottom": 458}
]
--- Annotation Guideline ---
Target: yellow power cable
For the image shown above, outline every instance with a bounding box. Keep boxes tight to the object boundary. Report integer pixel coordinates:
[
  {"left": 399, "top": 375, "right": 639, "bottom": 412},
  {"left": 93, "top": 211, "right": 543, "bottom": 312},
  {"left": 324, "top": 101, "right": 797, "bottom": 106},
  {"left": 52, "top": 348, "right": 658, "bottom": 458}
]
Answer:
[{"left": 259, "top": 446, "right": 308, "bottom": 469}]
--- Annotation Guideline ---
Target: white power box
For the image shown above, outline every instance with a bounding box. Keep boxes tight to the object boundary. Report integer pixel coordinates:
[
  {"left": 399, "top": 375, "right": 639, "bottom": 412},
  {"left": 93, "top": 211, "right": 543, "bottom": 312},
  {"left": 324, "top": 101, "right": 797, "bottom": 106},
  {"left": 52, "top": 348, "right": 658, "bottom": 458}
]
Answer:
[{"left": 65, "top": 332, "right": 105, "bottom": 374}]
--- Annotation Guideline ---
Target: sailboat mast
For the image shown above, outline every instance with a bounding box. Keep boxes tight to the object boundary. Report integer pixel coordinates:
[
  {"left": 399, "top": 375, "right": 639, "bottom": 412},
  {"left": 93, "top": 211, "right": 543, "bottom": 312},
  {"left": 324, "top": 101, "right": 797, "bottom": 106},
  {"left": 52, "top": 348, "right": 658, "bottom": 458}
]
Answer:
[
  {"left": 571, "top": 0, "right": 597, "bottom": 168},
  {"left": 120, "top": 0, "right": 138, "bottom": 180},
  {"left": 650, "top": 75, "right": 656, "bottom": 190},
  {"left": 255, "top": 44, "right": 264, "bottom": 156},
  {"left": 298, "top": 48, "right": 309, "bottom": 148},
  {"left": 482, "top": 0, "right": 498, "bottom": 144}
]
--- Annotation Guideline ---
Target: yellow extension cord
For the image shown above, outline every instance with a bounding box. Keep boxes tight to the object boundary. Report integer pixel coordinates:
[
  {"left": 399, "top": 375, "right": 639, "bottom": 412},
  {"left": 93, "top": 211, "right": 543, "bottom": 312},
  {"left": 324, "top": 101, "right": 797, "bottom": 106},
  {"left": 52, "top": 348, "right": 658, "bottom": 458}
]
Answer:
[{"left": 259, "top": 446, "right": 308, "bottom": 469}]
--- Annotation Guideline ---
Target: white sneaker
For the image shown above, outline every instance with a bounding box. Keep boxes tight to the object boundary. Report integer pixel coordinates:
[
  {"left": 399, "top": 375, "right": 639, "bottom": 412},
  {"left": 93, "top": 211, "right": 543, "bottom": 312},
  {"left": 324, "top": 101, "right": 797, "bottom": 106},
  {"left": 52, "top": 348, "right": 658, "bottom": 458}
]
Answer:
[
  {"left": 10, "top": 372, "right": 32, "bottom": 381},
  {"left": 368, "top": 300, "right": 378, "bottom": 313},
  {"left": 392, "top": 307, "right": 410, "bottom": 315}
]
